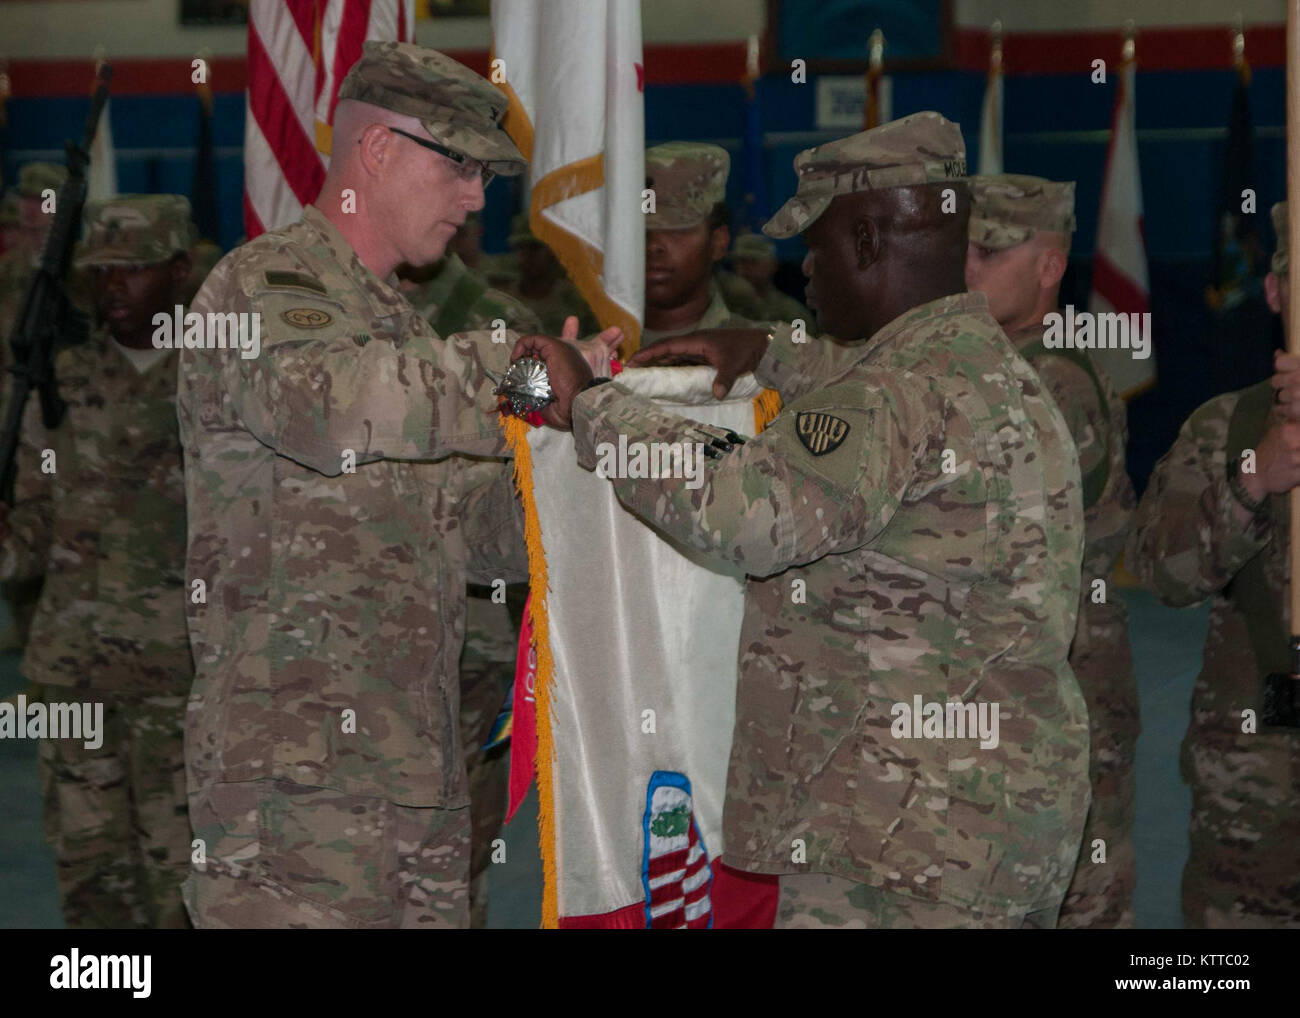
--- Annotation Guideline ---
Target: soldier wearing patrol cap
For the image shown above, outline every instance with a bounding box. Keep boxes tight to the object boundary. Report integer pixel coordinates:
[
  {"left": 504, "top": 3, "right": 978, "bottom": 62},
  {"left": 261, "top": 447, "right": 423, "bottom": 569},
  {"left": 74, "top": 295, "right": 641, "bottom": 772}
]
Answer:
[
  {"left": 177, "top": 42, "right": 624, "bottom": 929},
  {"left": 1128, "top": 201, "right": 1300, "bottom": 928},
  {"left": 504, "top": 212, "right": 597, "bottom": 335},
  {"left": 0, "top": 194, "right": 195, "bottom": 928},
  {"left": 729, "top": 232, "right": 811, "bottom": 325},
  {"left": 642, "top": 141, "right": 763, "bottom": 346},
  {"left": 966, "top": 173, "right": 1138, "bottom": 928},
  {"left": 518, "top": 111, "right": 1090, "bottom": 928}
]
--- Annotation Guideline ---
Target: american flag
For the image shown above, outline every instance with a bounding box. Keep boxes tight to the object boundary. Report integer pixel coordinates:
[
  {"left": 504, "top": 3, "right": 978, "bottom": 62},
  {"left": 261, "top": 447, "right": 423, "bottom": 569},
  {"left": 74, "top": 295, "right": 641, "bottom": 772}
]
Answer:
[
  {"left": 243, "top": 0, "right": 415, "bottom": 239},
  {"left": 644, "top": 773, "right": 713, "bottom": 929}
]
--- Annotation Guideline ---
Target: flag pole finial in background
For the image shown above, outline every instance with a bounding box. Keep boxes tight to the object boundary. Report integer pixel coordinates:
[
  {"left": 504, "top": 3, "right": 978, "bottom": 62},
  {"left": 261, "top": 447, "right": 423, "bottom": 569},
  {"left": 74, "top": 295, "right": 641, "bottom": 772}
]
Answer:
[
  {"left": 990, "top": 19, "right": 1003, "bottom": 75},
  {"left": 1121, "top": 19, "right": 1136, "bottom": 66},
  {"left": 863, "top": 29, "right": 885, "bottom": 130}
]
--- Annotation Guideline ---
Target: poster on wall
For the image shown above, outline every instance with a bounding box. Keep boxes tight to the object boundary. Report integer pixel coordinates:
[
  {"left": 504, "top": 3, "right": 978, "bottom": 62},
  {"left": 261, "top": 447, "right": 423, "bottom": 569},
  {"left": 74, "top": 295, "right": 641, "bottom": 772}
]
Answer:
[{"left": 181, "top": 0, "right": 248, "bottom": 27}]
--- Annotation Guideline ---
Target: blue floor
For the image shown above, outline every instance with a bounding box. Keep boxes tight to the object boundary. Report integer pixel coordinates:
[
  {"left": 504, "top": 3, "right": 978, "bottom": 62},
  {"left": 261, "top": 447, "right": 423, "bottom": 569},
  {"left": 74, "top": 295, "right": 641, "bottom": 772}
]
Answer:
[{"left": 0, "top": 586, "right": 1209, "bottom": 928}]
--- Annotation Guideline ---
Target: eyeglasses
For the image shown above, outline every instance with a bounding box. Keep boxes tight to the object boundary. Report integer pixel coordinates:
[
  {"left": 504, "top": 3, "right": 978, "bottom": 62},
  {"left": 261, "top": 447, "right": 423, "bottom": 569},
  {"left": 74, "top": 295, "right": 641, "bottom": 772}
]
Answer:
[{"left": 387, "top": 128, "right": 494, "bottom": 186}]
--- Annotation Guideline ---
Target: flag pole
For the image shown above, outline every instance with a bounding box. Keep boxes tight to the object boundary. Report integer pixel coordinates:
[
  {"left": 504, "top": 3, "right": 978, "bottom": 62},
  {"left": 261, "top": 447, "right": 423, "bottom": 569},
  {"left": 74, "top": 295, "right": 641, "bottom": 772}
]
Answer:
[
  {"left": 1286, "top": 0, "right": 1300, "bottom": 683},
  {"left": 862, "top": 29, "right": 884, "bottom": 130}
]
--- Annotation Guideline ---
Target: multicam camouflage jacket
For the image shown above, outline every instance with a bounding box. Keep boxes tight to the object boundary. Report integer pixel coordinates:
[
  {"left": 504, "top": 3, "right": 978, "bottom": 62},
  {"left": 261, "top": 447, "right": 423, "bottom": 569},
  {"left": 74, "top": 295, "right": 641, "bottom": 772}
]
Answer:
[
  {"left": 406, "top": 252, "right": 541, "bottom": 337},
  {"left": 1127, "top": 380, "right": 1299, "bottom": 753},
  {"left": 1, "top": 330, "right": 192, "bottom": 693},
  {"left": 1010, "top": 326, "right": 1138, "bottom": 738},
  {"left": 178, "top": 204, "right": 527, "bottom": 807},
  {"left": 640, "top": 283, "right": 757, "bottom": 348},
  {"left": 572, "top": 291, "right": 1090, "bottom": 913}
]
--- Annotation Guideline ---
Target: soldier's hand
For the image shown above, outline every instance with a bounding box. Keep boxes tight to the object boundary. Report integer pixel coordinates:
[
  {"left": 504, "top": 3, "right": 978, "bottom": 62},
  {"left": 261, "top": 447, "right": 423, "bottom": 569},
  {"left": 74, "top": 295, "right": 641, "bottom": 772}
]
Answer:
[
  {"left": 626, "top": 328, "right": 768, "bottom": 400},
  {"left": 1247, "top": 417, "right": 1300, "bottom": 499},
  {"left": 560, "top": 315, "right": 623, "bottom": 376},
  {"left": 510, "top": 333, "right": 593, "bottom": 431},
  {"left": 1271, "top": 351, "right": 1300, "bottom": 421}
]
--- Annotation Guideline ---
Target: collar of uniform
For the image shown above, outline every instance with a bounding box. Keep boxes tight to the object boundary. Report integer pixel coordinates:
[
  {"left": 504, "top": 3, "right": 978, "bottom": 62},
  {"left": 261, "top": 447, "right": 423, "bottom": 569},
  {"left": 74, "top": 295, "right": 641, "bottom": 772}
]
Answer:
[
  {"left": 1006, "top": 324, "right": 1044, "bottom": 353},
  {"left": 698, "top": 282, "right": 733, "bottom": 329},
  {"left": 300, "top": 205, "right": 410, "bottom": 319},
  {"left": 858, "top": 290, "right": 992, "bottom": 361}
]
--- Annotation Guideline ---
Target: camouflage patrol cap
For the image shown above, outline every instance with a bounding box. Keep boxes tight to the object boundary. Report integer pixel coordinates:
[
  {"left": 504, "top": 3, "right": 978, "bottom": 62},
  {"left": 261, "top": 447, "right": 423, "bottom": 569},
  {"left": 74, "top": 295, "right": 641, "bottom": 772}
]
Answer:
[
  {"left": 75, "top": 194, "right": 193, "bottom": 268},
  {"left": 764, "top": 111, "right": 966, "bottom": 239},
  {"left": 508, "top": 211, "right": 539, "bottom": 248},
  {"left": 337, "top": 42, "right": 525, "bottom": 176},
  {"left": 0, "top": 191, "right": 18, "bottom": 228},
  {"left": 1272, "top": 202, "right": 1288, "bottom": 275},
  {"left": 732, "top": 233, "right": 776, "bottom": 260},
  {"left": 969, "top": 174, "right": 1076, "bottom": 250},
  {"left": 645, "top": 142, "right": 729, "bottom": 229},
  {"left": 17, "top": 162, "right": 67, "bottom": 199}
]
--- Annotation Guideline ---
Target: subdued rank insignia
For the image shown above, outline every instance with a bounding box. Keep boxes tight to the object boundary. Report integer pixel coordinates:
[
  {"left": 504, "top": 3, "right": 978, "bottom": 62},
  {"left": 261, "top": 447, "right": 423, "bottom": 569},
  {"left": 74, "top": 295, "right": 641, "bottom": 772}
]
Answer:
[
  {"left": 796, "top": 411, "right": 850, "bottom": 456},
  {"left": 281, "top": 307, "right": 332, "bottom": 329}
]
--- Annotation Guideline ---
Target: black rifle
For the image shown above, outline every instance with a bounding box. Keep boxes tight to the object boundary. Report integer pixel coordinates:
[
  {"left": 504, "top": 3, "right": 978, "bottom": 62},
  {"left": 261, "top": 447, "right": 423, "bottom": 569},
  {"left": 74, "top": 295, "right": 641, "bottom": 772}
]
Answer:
[{"left": 0, "top": 62, "right": 112, "bottom": 505}]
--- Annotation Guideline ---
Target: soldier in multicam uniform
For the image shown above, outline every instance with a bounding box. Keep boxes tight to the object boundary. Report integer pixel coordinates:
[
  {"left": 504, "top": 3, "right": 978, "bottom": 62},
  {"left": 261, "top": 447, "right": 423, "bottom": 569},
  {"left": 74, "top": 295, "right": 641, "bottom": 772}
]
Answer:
[
  {"left": 0, "top": 194, "right": 196, "bottom": 928},
  {"left": 177, "top": 42, "right": 535, "bottom": 929},
  {"left": 642, "top": 142, "right": 761, "bottom": 347},
  {"left": 966, "top": 174, "right": 1138, "bottom": 928},
  {"left": 505, "top": 213, "right": 598, "bottom": 335},
  {"left": 403, "top": 237, "right": 539, "bottom": 929},
  {"left": 518, "top": 112, "right": 1090, "bottom": 928},
  {"left": 729, "top": 232, "right": 811, "bottom": 326},
  {"left": 1127, "top": 201, "right": 1300, "bottom": 928},
  {"left": 0, "top": 164, "right": 69, "bottom": 652}
]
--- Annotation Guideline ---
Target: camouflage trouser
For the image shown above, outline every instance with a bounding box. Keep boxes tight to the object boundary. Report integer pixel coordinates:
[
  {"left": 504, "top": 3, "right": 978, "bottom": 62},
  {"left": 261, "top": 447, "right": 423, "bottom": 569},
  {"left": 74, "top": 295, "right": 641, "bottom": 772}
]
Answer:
[
  {"left": 1181, "top": 734, "right": 1300, "bottom": 929},
  {"left": 776, "top": 874, "right": 1063, "bottom": 929},
  {"left": 460, "top": 586, "right": 521, "bottom": 928},
  {"left": 2, "top": 576, "right": 44, "bottom": 649},
  {"left": 183, "top": 778, "right": 472, "bottom": 929},
  {"left": 1058, "top": 625, "right": 1139, "bottom": 928},
  {"left": 38, "top": 691, "right": 190, "bottom": 929}
]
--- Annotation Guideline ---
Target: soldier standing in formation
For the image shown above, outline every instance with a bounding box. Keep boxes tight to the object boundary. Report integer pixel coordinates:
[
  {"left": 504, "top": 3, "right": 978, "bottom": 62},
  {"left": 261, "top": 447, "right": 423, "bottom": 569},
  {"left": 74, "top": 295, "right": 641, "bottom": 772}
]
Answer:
[
  {"left": 0, "top": 194, "right": 196, "bottom": 928},
  {"left": 504, "top": 212, "right": 598, "bottom": 334},
  {"left": 729, "top": 233, "right": 811, "bottom": 326},
  {"left": 641, "top": 142, "right": 761, "bottom": 347},
  {"left": 966, "top": 174, "right": 1139, "bottom": 927},
  {"left": 1127, "top": 202, "right": 1300, "bottom": 928},
  {"left": 518, "top": 112, "right": 1090, "bottom": 928}
]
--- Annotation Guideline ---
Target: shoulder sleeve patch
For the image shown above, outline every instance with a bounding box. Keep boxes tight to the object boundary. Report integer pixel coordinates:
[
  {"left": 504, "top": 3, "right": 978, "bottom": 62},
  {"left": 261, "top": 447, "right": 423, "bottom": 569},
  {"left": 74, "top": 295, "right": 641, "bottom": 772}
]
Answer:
[{"left": 263, "top": 270, "right": 329, "bottom": 295}]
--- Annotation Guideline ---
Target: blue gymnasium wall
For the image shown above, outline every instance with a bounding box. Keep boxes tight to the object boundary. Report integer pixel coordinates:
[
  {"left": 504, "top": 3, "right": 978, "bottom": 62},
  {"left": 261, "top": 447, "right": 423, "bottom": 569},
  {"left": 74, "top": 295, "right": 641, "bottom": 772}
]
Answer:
[{"left": 5, "top": 65, "right": 1285, "bottom": 486}]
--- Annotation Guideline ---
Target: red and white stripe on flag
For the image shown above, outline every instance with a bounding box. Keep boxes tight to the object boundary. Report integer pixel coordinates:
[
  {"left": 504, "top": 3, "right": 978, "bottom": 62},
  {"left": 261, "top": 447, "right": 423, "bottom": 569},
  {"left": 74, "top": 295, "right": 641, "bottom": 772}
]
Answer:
[
  {"left": 647, "top": 819, "right": 712, "bottom": 929},
  {"left": 1088, "top": 59, "right": 1154, "bottom": 397},
  {"left": 244, "top": 0, "right": 415, "bottom": 239}
]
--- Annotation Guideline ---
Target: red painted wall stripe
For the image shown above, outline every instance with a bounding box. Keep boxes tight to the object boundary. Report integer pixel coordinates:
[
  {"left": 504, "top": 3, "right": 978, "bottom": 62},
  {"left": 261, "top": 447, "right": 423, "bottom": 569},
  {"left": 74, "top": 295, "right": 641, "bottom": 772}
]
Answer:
[{"left": 3, "top": 25, "right": 1287, "bottom": 98}]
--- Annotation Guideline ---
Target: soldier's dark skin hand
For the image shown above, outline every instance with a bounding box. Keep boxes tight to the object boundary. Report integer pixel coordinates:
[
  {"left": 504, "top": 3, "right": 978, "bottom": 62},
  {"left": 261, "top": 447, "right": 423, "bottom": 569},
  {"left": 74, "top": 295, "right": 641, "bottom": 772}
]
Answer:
[
  {"left": 626, "top": 328, "right": 768, "bottom": 400},
  {"left": 509, "top": 333, "right": 593, "bottom": 431}
]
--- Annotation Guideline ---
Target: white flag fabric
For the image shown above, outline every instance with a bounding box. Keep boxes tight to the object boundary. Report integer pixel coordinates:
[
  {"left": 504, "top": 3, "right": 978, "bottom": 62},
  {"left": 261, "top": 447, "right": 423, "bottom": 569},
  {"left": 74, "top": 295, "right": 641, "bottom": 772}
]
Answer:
[
  {"left": 514, "top": 367, "right": 774, "bottom": 927},
  {"left": 87, "top": 99, "right": 117, "bottom": 201},
  {"left": 977, "top": 68, "right": 1002, "bottom": 175},
  {"left": 492, "top": 0, "right": 644, "bottom": 347},
  {"left": 1088, "top": 60, "right": 1154, "bottom": 397}
]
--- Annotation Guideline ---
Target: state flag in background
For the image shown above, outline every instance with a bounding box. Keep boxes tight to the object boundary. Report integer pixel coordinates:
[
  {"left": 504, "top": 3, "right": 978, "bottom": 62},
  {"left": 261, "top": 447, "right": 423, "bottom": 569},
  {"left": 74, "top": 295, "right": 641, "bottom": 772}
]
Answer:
[
  {"left": 243, "top": 0, "right": 415, "bottom": 239},
  {"left": 492, "top": 0, "right": 644, "bottom": 350},
  {"left": 1088, "top": 40, "right": 1154, "bottom": 398},
  {"left": 1205, "top": 52, "right": 1260, "bottom": 314},
  {"left": 977, "top": 29, "right": 1003, "bottom": 175},
  {"left": 87, "top": 59, "right": 118, "bottom": 202}
]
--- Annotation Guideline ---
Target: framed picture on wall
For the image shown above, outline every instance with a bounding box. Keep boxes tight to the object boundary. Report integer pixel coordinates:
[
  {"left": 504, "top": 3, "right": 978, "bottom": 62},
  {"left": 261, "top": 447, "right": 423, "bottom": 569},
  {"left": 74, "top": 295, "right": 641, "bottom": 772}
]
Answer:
[
  {"left": 768, "top": 0, "right": 953, "bottom": 71},
  {"left": 181, "top": 0, "right": 248, "bottom": 26}
]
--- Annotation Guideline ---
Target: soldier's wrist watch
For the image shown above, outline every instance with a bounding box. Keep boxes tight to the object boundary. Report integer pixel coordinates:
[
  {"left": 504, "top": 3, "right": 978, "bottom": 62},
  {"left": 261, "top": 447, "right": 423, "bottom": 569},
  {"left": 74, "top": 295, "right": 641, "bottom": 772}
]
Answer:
[
  {"left": 580, "top": 376, "right": 612, "bottom": 394},
  {"left": 1226, "top": 457, "right": 1270, "bottom": 517}
]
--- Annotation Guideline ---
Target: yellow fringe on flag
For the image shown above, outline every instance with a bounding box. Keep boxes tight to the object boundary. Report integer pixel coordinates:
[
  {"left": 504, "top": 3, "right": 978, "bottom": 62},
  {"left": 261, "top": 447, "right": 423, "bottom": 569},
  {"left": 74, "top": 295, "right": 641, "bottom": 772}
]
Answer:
[
  {"left": 753, "top": 387, "right": 782, "bottom": 434},
  {"left": 503, "top": 415, "right": 561, "bottom": 929}
]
